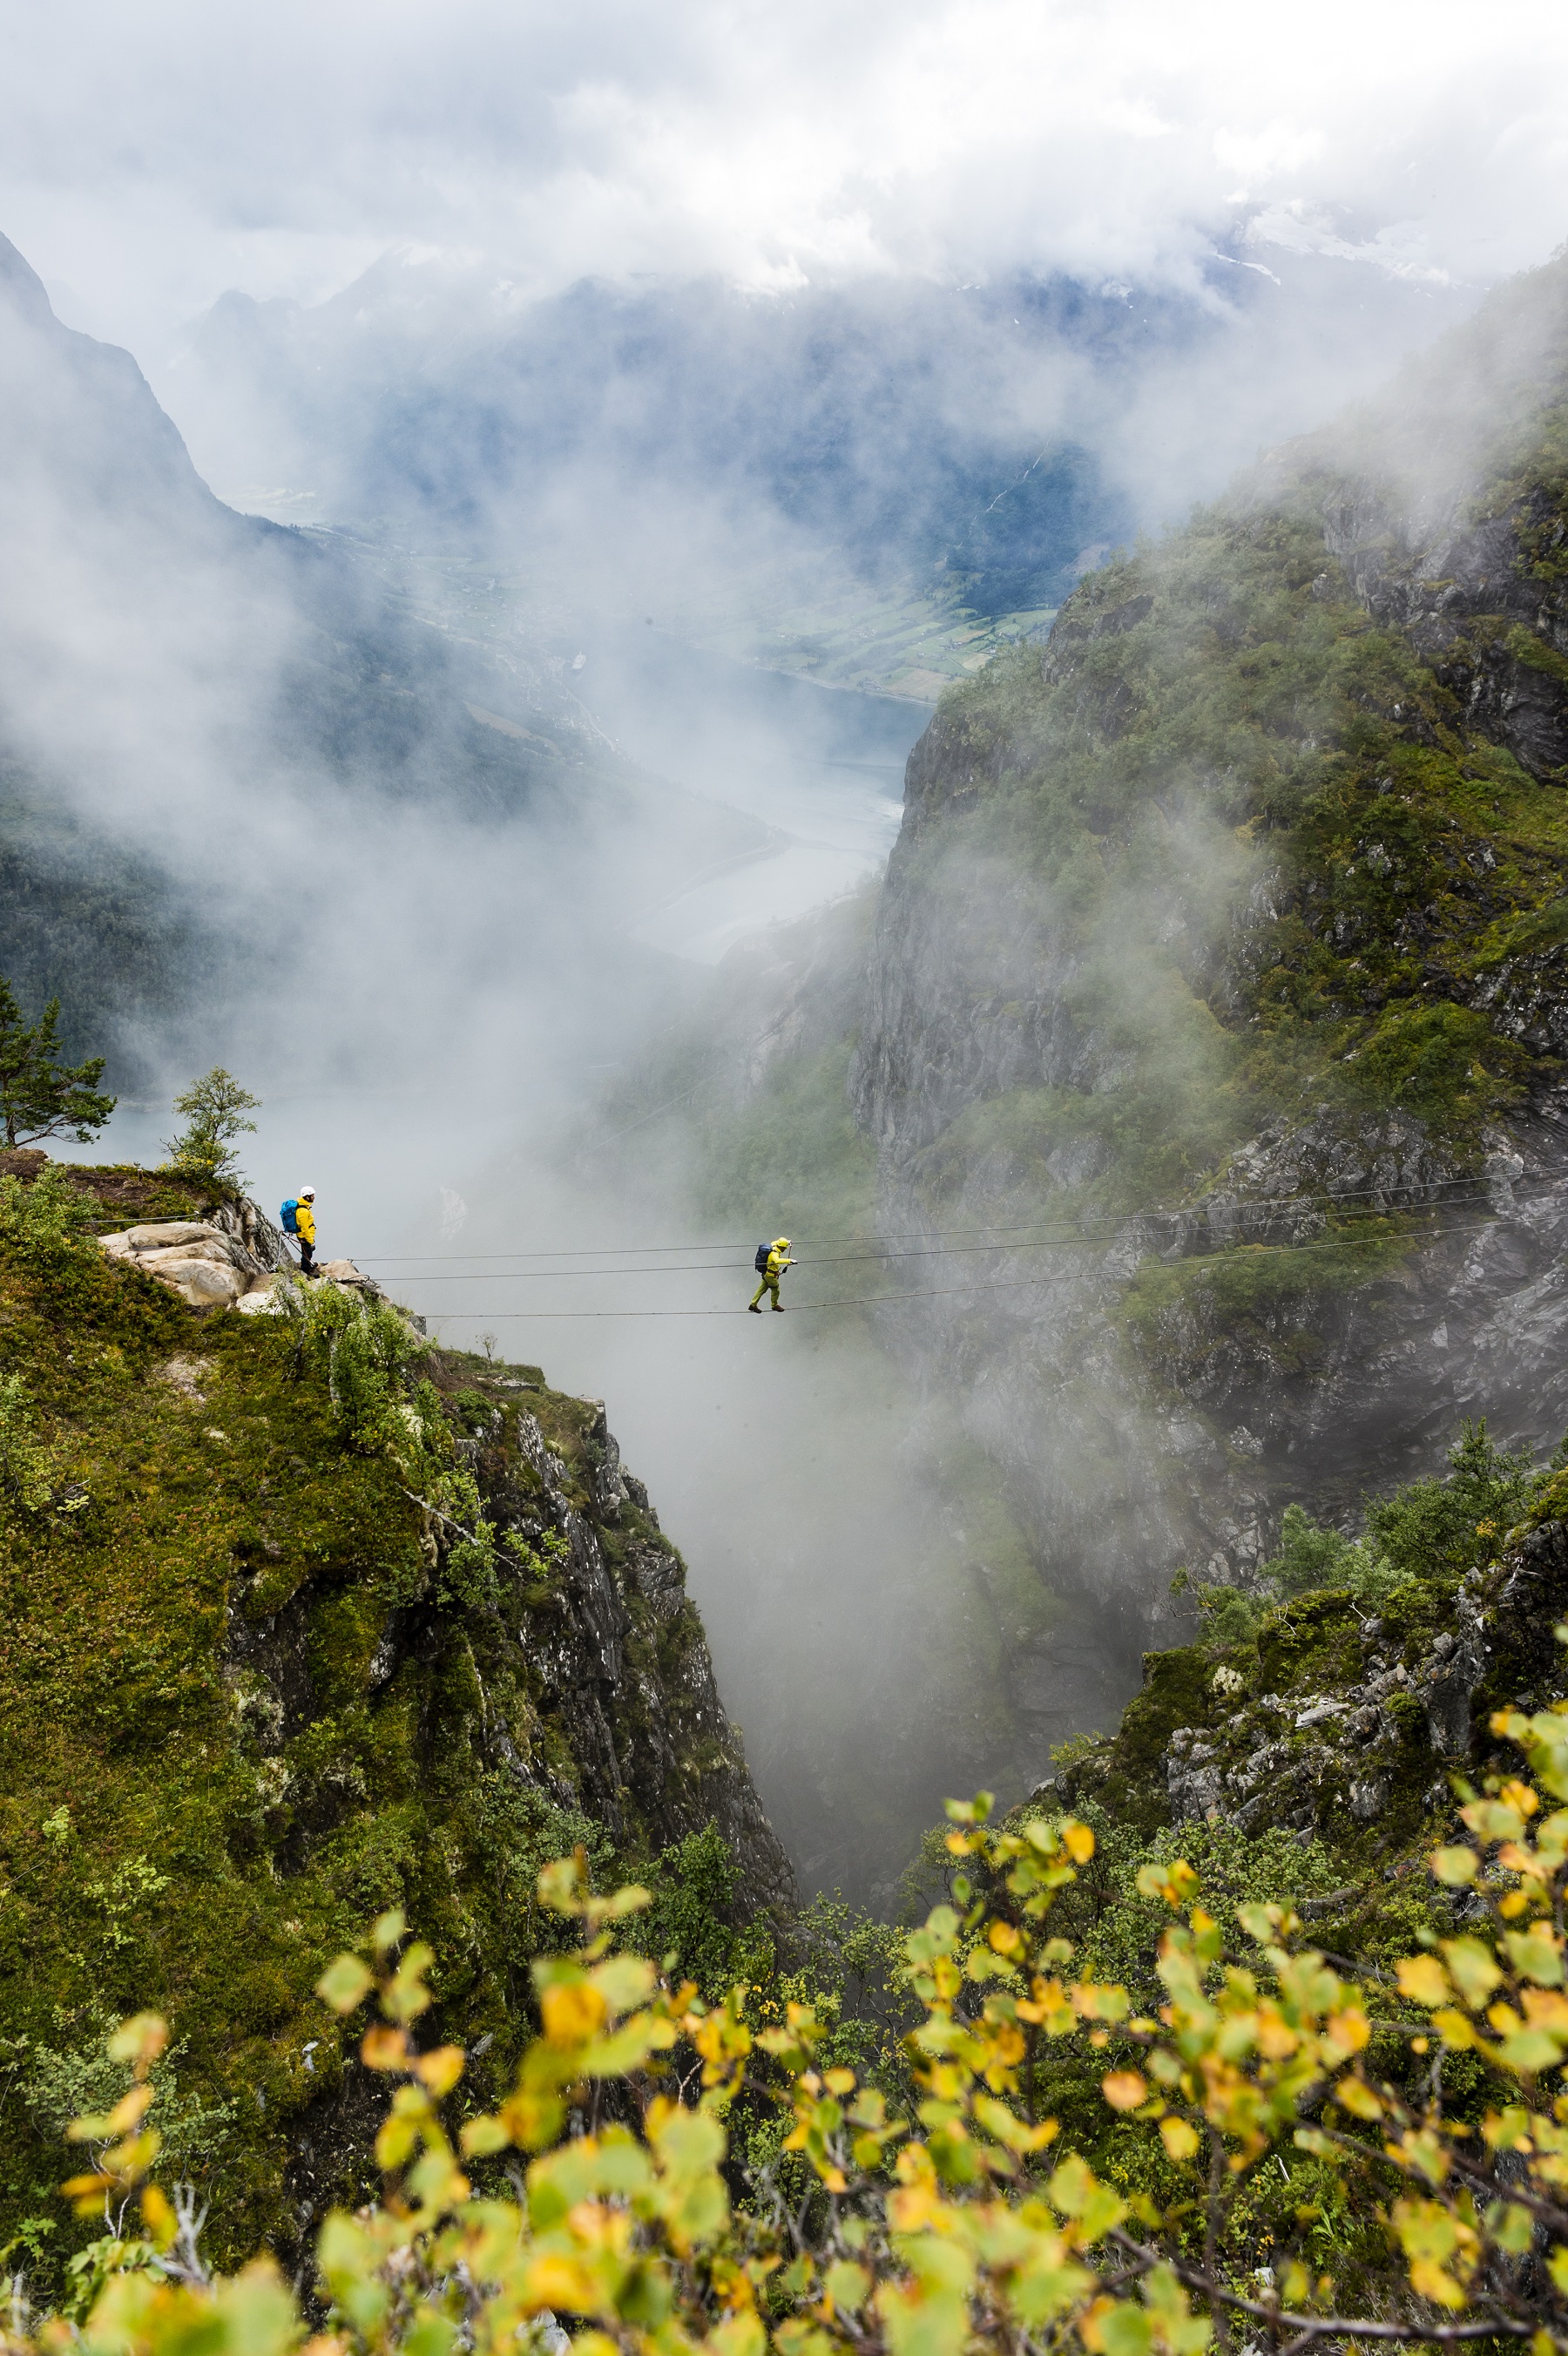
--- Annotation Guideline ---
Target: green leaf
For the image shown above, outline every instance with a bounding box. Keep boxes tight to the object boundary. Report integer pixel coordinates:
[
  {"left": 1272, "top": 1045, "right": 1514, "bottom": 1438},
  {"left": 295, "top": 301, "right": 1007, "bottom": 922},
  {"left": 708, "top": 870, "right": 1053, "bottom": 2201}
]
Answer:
[
  {"left": 316, "top": 1954, "right": 374, "bottom": 2014},
  {"left": 373, "top": 1907, "right": 408, "bottom": 1953}
]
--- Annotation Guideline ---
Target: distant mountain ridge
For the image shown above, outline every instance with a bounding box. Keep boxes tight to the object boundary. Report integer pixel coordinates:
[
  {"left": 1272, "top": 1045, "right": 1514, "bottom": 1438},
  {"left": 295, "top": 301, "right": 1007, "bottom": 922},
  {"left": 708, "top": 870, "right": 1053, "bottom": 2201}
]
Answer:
[
  {"left": 164, "top": 245, "right": 1477, "bottom": 651},
  {"left": 0, "top": 233, "right": 767, "bottom": 1087},
  {"left": 0, "top": 234, "right": 240, "bottom": 537}
]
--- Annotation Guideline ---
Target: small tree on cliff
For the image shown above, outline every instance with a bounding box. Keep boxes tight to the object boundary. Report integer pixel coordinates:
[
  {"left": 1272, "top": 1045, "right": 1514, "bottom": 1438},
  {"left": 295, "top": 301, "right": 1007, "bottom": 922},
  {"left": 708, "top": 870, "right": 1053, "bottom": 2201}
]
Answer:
[
  {"left": 162, "top": 1066, "right": 260, "bottom": 1185},
  {"left": 0, "top": 976, "right": 115, "bottom": 1150}
]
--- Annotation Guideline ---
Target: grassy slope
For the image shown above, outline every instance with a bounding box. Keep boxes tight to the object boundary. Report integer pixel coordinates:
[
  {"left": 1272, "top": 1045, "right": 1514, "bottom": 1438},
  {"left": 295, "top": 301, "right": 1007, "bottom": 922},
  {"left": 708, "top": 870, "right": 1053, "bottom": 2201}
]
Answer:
[{"left": 0, "top": 1167, "right": 736, "bottom": 2277}]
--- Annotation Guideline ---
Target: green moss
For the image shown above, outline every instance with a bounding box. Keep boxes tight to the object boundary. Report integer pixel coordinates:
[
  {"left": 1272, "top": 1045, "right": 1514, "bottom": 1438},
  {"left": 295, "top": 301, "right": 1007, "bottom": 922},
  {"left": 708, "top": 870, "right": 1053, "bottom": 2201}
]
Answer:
[
  {"left": 883, "top": 389, "right": 1568, "bottom": 1210},
  {"left": 1066, "top": 1643, "right": 1215, "bottom": 1834},
  {"left": 0, "top": 1169, "right": 737, "bottom": 2288}
]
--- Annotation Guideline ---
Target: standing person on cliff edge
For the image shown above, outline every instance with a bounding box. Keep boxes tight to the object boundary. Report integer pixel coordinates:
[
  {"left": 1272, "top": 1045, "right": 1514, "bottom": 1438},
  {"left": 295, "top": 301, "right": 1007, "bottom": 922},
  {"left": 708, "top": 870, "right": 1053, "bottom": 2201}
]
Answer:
[{"left": 281, "top": 1185, "right": 317, "bottom": 1276}]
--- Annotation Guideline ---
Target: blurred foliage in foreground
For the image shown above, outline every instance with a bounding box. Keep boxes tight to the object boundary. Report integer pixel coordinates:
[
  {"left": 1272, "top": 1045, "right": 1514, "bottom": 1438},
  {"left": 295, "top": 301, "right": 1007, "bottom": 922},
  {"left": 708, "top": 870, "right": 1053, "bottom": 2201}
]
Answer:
[{"left": 26, "top": 1675, "right": 1568, "bottom": 2356}]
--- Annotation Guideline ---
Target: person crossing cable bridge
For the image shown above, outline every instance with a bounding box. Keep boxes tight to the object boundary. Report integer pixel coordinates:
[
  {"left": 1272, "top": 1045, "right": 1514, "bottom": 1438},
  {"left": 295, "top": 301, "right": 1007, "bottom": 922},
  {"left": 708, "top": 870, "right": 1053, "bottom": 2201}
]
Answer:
[
  {"left": 280, "top": 1185, "right": 318, "bottom": 1276},
  {"left": 748, "top": 1236, "right": 793, "bottom": 1313}
]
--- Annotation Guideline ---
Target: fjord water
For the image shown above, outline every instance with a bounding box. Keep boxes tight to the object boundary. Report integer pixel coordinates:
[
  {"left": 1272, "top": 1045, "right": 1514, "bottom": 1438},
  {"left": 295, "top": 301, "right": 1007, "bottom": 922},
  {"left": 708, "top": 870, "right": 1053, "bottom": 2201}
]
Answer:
[{"left": 567, "top": 619, "right": 925, "bottom": 960}]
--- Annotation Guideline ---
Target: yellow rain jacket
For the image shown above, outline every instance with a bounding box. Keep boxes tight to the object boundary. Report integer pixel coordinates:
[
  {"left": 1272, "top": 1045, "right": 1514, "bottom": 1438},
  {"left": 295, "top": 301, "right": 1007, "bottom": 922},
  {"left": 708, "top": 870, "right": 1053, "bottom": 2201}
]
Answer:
[
  {"left": 749, "top": 1239, "right": 794, "bottom": 1310},
  {"left": 295, "top": 1198, "right": 316, "bottom": 1247}
]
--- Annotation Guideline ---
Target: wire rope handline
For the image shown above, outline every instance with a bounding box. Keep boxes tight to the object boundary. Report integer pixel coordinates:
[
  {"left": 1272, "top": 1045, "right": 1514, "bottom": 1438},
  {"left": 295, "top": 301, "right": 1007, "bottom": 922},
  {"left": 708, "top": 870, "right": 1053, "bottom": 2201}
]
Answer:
[
  {"left": 358, "top": 1169, "right": 1564, "bottom": 1267},
  {"left": 406, "top": 1214, "right": 1502, "bottom": 1323},
  {"left": 359, "top": 1180, "right": 1564, "bottom": 1284}
]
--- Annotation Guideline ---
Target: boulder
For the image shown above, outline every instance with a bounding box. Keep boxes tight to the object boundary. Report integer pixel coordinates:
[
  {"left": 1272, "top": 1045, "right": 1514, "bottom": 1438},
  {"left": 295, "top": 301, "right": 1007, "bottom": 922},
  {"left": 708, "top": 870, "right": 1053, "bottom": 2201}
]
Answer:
[
  {"left": 148, "top": 1257, "right": 247, "bottom": 1310},
  {"left": 317, "top": 1257, "right": 374, "bottom": 1287},
  {"left": 136, "top": 1239, "right": 240, "bottom": 1270},
  {"left": 101, "top": 1213, "right": 383, "bottom": 1319},
  {"left": 99, "top": 1219, "right": 252, "bottom": 1310},
  {"left": 126, "top": 1222, "right": 226, "bottom": 1251},
  {"left": 236, "top": 1274, "right": 288, "bottom": 1317}
]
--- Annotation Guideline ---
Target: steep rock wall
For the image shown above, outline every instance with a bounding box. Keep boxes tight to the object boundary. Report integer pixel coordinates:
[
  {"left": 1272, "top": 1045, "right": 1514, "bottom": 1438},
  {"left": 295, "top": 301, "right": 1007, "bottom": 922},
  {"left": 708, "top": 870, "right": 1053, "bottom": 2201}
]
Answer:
[
  {"left": 841, "top": 255, "right": 1568, "bottom": 1726},
  {"left": 0, "top": 1160, "right": 792, "bottom": 2278}
]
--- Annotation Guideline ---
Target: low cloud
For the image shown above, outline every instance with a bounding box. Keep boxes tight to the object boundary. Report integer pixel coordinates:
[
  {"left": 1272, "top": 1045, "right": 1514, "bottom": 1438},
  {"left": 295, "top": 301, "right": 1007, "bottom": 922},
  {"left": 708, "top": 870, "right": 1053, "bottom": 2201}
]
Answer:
[{"left": 3, "top": 0, "right": 1566, "bottom": 355}]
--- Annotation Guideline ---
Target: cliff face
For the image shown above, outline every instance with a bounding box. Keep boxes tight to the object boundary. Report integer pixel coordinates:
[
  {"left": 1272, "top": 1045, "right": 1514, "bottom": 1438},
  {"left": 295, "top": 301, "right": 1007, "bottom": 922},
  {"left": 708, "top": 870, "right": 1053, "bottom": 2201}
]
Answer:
[
  {"left": 1055, "top": 1479, "right": 1568, "bottom": 1909},
  {"left": 0, "top": 1160, "right": 791, "bottom": 2278},
  {"left": 838, "top": 254, "right": 1568, "bottom": 1719}
]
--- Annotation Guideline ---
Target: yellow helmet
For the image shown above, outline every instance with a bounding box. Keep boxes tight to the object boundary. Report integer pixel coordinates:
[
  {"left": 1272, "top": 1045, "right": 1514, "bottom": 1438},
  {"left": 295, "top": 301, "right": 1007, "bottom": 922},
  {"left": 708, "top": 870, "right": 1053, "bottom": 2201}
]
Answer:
[{"left": 774, "top": 1236, "right": 790, "bottom": 1249}]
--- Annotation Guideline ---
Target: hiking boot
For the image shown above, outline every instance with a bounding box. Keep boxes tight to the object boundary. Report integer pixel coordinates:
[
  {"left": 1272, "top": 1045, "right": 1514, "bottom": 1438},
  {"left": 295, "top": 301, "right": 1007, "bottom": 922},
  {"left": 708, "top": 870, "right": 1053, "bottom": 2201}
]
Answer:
[{"left": 748, "top": 1303, "right": 761, "bottom": 1313}]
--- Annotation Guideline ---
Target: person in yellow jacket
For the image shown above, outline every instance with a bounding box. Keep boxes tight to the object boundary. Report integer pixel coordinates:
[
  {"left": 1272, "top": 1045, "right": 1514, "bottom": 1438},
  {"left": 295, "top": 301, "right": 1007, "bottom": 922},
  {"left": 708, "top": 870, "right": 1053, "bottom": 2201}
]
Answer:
[
  {"left": 749, "top": 1237, "right": 793, "bottom": 1313},
  {"left": 294, "top": 1185, "right": 317, "bottom": 1276}
]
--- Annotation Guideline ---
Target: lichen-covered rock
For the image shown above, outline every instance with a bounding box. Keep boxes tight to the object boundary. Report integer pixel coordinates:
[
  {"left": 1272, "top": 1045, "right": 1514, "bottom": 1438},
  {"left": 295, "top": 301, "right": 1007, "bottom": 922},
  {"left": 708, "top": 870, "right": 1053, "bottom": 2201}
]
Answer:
[
  {"left": 1060, "top": 1507, "right": 1568, "bottom": 1869},
  {"left": 98, "top": 1206, "right": 403, "bottom": 1322}
]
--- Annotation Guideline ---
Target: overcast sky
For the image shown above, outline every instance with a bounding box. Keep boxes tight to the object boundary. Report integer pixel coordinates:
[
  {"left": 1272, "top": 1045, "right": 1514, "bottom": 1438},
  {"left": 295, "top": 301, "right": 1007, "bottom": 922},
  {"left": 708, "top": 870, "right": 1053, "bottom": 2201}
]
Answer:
[{"left": 3, "top": 0, "right": 1567, "bottom": 358}]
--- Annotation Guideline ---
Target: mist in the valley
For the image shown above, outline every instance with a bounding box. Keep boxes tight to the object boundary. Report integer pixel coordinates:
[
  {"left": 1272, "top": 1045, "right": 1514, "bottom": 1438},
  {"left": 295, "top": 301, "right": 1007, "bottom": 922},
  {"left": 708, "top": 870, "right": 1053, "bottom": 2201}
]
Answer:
[{"left": 8, "top": 0, "right": 1568, "bottom": 1900}]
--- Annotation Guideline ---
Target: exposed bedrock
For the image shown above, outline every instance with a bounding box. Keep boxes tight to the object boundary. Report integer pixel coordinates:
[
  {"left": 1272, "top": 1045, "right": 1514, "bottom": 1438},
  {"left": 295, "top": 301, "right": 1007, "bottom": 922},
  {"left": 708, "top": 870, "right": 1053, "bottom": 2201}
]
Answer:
[{"left": 841, "top": 265, "right": 1568, "bottom": 1710}]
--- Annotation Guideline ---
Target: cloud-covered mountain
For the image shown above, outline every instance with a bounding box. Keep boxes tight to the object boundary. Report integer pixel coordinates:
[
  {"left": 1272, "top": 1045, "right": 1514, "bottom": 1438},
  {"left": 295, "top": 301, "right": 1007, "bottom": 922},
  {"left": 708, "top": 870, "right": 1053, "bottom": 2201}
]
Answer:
[
  {"left": 166, "top": 241, "right": 1481, "bottom": 638},
  {"left": 0, "top": 233, "right": 763, "bottom": 1090}
]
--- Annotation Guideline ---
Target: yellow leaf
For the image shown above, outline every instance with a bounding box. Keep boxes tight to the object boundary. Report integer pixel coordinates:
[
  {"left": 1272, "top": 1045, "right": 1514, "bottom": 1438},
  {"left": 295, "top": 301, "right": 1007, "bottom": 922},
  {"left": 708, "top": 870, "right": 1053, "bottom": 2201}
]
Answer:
[
  {"left": 523, "top": 2253, "right": 599, "bottom": 2312},
  {"left": 106, "top": 2014, "right": 169, "bottom": 2070},
  {"left": 1101, "top": 2072, "right": 1147, "bottom": 2113},
  {"left": 1430, "top": 1846, "right": 1477, "bottom": 1886},
  {"left": 1442, "top": 1938, "right": 1504, "bottom": 2009},
  {"left": 710, "top": 2313, "right": 767, "bottom": 2356},
  {"left": 1336, "top": 2080, "right": 1383, "bottom": 2121},
  {"left": 588, "top": 1954, "right": 657, "bottom": 2015},
  {"left": 414, "top": 2045, "right": 466, "bottom": 2097},
  {"left": 104, "top": 2083, "right": 156, "bottom": 2136},
  {"left": 1063, "top": 1822, "right": 1096, "bottom": 1865},
  {"left": 542, "top": 1981, "right": 607, "bottom": 2045},
  {"left": 362, "top": 2025, "right": 409, "bottom": 2072},
  {"left": 1505, "top": 1928, "right": 1565, "bottom": 1987},
  {"left": 316, "top": 1954, "right": 374, "bottom": 2015},
  {"left": 375, "top": 2113, "right": 419, "bottom": 2171},
  {"left": 822, "top": 2260, "right": 870, "bottom": 2317},
  {"left": 1408, "top": 2258, "right": 1468, "bottom": 2311},
  {"left": 139, "top": 2183, "right": 176, "bottom": 2251},
  {"left": 1497, "top": 2028, "right": 1565, "bottom": 2074},
  {"left": 1159, "top": 2117, "right": 1200, "bottom": 2162},
  {"left": 1396, "top": 1956, "right": 1452, "bottom": 2008}
]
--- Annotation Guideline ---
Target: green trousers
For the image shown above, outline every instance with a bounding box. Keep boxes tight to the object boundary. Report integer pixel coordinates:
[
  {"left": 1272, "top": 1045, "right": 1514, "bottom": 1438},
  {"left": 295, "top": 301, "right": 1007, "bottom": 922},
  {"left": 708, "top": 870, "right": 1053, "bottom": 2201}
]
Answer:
[{"left": 749, "top": 1276, "right": 782, "bottom": 1310}]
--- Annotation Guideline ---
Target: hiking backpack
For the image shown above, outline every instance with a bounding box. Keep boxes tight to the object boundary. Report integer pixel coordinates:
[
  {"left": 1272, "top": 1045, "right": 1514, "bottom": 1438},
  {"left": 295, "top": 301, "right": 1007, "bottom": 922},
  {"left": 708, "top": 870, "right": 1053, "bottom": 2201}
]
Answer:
[
  {"left": 754, "top": 1242, "right": 769, "bottom": 1274},
  {"left": 280, "top": 1198, "right": 301, "bottom": 1234}
]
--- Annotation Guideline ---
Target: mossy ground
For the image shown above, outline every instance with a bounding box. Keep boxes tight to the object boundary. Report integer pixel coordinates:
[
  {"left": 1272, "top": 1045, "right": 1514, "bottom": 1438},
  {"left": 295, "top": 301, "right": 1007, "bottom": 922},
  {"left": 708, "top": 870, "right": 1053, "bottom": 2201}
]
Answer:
[{"left": 0, "top": 1167, "right": 746, "bottom": 2285}]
